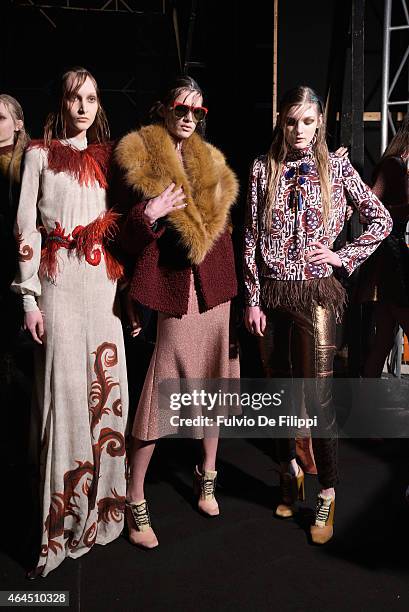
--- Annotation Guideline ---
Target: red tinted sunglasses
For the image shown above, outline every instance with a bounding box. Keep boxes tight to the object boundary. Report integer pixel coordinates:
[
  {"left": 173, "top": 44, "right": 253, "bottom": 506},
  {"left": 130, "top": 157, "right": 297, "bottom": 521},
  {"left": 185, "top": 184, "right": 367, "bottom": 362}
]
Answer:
[{"left": 170, "top": 101, "right": 208, "bottom": 123}]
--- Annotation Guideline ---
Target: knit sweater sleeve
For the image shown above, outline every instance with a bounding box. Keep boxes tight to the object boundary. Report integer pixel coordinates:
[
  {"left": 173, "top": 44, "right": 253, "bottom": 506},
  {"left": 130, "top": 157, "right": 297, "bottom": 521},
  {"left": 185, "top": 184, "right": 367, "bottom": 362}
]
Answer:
[
  {"left": 335, "top": 156, "right": 393, "bottom": 275},
  {"left": 10, "top": 147, "right": 43, "bottom": 312}
]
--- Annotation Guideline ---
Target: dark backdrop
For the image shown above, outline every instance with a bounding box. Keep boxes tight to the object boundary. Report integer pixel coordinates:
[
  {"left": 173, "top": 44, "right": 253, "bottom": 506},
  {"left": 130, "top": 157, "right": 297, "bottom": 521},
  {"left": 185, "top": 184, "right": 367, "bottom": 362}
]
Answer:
[{"left": 3, "top": 0, "right": 407, "bottom": 183}]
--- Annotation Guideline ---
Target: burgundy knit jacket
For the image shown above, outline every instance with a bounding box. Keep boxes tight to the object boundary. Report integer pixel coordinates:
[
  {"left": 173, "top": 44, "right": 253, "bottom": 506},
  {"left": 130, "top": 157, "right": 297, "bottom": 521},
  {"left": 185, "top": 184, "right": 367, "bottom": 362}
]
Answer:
[{"left": 113, "top": 125, "right": 239, "bottom": 317}]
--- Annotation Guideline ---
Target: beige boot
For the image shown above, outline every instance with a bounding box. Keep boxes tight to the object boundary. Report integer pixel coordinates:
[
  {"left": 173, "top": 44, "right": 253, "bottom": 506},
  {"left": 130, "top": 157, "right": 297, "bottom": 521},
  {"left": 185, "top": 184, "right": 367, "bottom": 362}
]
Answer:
[
  {"left": 310, "top": 494, "right": 335, "bottom": 544},
  {"left": 126, "top": 499, "right": 159, "bottom": 549},
  {"left": 276, "top": 466, "right": 305, "bottom": 518},
  {"left": 194, "top": 466, "right": 219, "bottom": 516}
]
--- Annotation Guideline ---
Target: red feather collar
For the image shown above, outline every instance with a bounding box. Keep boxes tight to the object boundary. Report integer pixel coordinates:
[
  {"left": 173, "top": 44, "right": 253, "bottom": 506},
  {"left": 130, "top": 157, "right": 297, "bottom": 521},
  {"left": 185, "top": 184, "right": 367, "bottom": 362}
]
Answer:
[{"left": 29, "top": 139, "right": 112, "bottom": 189}]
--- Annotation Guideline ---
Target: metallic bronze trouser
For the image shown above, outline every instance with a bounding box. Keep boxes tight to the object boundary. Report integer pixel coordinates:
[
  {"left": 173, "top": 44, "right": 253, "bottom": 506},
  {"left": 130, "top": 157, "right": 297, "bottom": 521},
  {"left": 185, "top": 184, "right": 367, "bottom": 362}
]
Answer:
[{"left": 259, "top": 304, "right": 339, "bottom": 489}]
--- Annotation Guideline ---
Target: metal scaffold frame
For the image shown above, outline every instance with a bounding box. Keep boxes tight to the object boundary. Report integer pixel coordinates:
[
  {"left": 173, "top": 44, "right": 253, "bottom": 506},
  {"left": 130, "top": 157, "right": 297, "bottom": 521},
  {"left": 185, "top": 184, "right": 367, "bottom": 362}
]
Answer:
[
  {"left": 5, "top": 1, "right": 174, "bottom": 111},
  {"left": 381, "top": 0, "right": 409, "bottom": 151},
  {"left": 10, "top": 0, "right": 166, "bottom": 28}
]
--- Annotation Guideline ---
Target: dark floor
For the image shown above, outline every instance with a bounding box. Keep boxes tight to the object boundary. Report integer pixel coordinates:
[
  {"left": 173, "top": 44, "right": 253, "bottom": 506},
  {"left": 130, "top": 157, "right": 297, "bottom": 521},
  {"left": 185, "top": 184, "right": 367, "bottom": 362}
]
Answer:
[{"left": 1, "top": 436, "right": 409, "bottom": 612}]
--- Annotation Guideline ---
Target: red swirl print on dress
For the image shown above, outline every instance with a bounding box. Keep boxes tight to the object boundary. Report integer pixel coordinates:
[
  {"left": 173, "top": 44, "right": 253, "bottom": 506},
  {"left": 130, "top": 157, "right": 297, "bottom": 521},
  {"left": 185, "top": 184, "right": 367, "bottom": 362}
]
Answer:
[
  {"left": 16, "top": 232, "right": 33, "bottom": 262},
  {"left": 89, "top": 343, "right": 121, "bottom": 435},
  {"left": 44, "top": 460, "right": 94, "bottom": 555},
  {"left": 112, "top": 398, "right": 122, "bottom": 417},
  {"left": 98, "top": 489, "right": 125, "bottom": 524},
  {"left": 96, "top": 427, "right": 125, "bottom": 458},
  {"left": 88, "top": 428, "right": 125, "bottom": 519},
  {"left": 41, "top": 337, "right": 125, "bottom": 561},
  {"left": 42, "top": 427, "right": 125, "bottom": 558},
  {"left": 83, "top": 522, "right": 98, "bottom": 548}
]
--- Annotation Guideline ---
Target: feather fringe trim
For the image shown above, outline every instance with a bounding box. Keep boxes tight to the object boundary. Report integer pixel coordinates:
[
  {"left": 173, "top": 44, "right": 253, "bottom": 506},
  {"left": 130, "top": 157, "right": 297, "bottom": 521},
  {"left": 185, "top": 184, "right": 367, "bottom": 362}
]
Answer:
[
  {"left": 39, "top": 222, "right": 72, "bottom": 282},
  {"left": 29, "top": 140, "right": 111, "bottom": 189},
  {"left": 74, "top": 210, "right": 124, "bottom": 281},
  {"left": 261, "top": 276, "right": 347, "bottom": 319}
]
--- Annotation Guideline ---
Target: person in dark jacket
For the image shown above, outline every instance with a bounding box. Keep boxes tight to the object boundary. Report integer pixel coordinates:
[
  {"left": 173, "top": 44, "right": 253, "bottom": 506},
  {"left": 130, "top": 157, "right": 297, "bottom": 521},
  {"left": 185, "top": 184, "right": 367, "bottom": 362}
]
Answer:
[
  {"left": 359, "top": 114, "right": 409, "bottom": 377},
  {"left": 113, "top": 76, "right": 239, "bottom": 548}
]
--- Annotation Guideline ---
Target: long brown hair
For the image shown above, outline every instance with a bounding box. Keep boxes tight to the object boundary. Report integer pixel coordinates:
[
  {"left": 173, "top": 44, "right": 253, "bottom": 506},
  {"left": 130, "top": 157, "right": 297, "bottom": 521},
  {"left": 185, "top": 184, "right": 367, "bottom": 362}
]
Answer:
[
  {"left": 381, "top": 113, "right": 409, "bottom": 160},
  {"left": 264, "top": 85, "right": 331, "bottom": 229},
  {"left": 0, "top": 94, "right": 30, "bottom": 198},
  {"left": 44, "top": 67, "right": 110, "bottom": 146}
]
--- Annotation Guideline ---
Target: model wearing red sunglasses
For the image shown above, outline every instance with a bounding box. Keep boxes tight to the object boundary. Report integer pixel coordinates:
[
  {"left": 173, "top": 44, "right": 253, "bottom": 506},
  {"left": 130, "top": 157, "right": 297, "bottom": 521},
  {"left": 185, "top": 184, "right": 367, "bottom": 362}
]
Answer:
[
  {"left": 115, "top": 76, "right": 239, "bottom": 550},
  {"left": 170, "top": 100, "right": 208, "bottom": 123}
]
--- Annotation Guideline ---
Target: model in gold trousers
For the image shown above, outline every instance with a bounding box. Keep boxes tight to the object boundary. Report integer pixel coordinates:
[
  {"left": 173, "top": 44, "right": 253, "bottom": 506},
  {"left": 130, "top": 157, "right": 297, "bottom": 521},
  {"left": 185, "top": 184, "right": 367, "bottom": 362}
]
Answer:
[{"left": 260, "top": 302, "right": 339, "bottom": 490}]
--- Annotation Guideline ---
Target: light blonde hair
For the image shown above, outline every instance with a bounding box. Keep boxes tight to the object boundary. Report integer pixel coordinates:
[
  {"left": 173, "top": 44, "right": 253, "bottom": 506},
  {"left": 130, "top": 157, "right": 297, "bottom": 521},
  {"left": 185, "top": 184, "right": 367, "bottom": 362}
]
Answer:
[
  {"left": 264, "top": 85, "right": 331, "bottom": 229},
  {"left": 44, "top": 67, "right": 110, "bottom": 146},
  {"left": 0, "top": 94, "right": 30, "bottom": 192}
]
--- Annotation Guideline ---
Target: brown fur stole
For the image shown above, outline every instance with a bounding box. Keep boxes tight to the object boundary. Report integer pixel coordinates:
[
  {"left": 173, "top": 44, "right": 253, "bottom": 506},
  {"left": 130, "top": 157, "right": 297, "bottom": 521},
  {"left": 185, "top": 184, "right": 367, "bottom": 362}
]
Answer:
[{"left": 114, "top": 124, "right": 239, "bottom": 264}]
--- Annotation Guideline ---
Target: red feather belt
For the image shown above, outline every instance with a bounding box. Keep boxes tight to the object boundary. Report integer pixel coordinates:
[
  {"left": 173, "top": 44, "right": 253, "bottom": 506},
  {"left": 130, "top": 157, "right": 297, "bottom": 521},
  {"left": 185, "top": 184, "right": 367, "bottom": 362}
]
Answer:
[{"left": 40, "top": 210, "right": 123, "bottom": 282}]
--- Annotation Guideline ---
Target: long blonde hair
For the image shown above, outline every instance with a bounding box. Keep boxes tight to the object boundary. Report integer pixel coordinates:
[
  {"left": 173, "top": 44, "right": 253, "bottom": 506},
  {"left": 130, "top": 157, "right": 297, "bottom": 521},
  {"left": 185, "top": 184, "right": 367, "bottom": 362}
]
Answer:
[
  {"left": 44, "top": 67, "right": 110, "bottom": 146},
  {"left": 264, "top": 85, "right": 331, "bottom": 229},
  {"left": 0, "top": 94, "right": 30, "bottom": 193}
]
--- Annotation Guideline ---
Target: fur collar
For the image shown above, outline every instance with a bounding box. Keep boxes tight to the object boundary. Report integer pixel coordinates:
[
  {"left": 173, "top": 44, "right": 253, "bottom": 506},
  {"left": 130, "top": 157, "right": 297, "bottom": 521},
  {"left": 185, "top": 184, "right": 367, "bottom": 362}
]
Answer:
[
  {"left": 114, "top": 124, "right": 239, "bottom": 264},
  {"left": 0, "top": 146, "right": 22, "bottom": 185},
  {"left": 29, "top": 140, "right": 111, "bottom": 189}
]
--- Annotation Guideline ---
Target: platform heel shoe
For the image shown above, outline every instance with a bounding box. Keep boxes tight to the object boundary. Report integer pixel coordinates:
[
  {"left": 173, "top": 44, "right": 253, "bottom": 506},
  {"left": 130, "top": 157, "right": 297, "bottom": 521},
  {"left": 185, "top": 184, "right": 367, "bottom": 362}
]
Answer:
[
  {"left": 125, "top": 499, "right": 159, "bottom": 549},
  {"left": 275, "top": 466, "right": 305, "bottom": 518},
  {"left": 310, "top": 494, "right": 335, "bottom": 544},
  {"left": 193, "top": 465, "right": 219, "bottom": 516}
]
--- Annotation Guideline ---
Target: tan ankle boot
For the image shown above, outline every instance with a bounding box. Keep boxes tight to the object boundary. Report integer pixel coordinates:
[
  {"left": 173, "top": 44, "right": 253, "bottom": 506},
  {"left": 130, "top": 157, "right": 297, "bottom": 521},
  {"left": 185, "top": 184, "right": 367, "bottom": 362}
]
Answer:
[
  {"left": 194, "top": 466, "right": 219, "bottom": 516},
  {"left": 310, "top": 494, "right": 335, "bottom": 544},
  {"left": 126, "top": 499, "right": 159, "bottom": 549},
  {"left": 276, "top": 467, "right": 305, "bottom": 518}
]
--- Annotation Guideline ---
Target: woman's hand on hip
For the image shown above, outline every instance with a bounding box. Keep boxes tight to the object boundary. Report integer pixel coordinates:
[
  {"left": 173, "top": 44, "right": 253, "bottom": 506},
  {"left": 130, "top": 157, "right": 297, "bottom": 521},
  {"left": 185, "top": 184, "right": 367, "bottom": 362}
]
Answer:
[
  {"left": 245, "top": 305, "right": 267, "bottom": 337},
  {"left": 306, "top": 241, "right": 342, "bottom": 268},
  {"left": 24, "top": 310, "right": 44, "bottom": 345},
  {"left": 144, "top": 182, "right": 186, "bottom": 225}
]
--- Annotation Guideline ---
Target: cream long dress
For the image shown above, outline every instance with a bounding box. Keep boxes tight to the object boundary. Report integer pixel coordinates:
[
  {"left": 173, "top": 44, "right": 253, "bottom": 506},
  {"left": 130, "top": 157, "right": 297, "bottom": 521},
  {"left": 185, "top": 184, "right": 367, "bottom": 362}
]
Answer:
[{"left": 11, "top": 136, "right": 128, "bottom": 577}]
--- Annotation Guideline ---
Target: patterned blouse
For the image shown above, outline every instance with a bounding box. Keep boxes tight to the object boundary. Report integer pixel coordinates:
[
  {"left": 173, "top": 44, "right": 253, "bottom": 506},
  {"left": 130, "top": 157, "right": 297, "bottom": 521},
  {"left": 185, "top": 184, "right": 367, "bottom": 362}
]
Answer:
[{"left": 244, "top": 145, "right": 393, "bottom": 306}]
